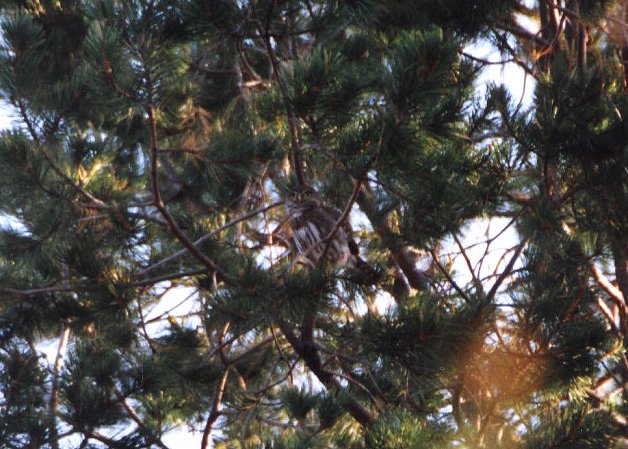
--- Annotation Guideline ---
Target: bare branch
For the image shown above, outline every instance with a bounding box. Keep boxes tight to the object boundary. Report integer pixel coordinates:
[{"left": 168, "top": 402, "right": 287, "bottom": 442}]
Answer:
[
  {"left": 486, "top": 238, "right": 529, "bottom": 301},
  {"left": 596, "top": 297, "right": 622, "bottom": 335},
  {"left": 0, "top": 284, "right": 96, "bottom": 297},
  {"left": 275, "top": 318, "right": 376, "bottom": 427},
  {"left": 429, "top": 248, "right": 471, "bottom": 303},
  {"left": 134, "top": 201, "right": 283, "bottom": 279},
  {"left": 590, "top": 262, "right": 626, "bottom": 309},
  {"left": 131, "top": 269, "right": 207, "bottom": 287},
  {"left": 201, "top": 324, "right": 231, "bottom": 449},
  {"left": 454, "top": 233, "right": 484, "bottom": 295},
  {"left": 111, "top": 386, "right": 170, "bottom": 449}
]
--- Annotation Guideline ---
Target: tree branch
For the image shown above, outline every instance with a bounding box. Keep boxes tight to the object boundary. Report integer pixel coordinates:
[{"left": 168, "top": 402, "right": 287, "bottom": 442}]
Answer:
[
  {"left": 14, "top": 98, "right": 106, "bottom": 208},
  {"left": 276, "top": 319, "right": 375, "bottom": 427},
  {"left": 201, "top": 323, "right": 232, "bottom": 449},
  {"left": 454, "top": 233, "right": 484, "bottom": 296},
  {"left": 146, "top": 105, "right": 231, "bottom": 284},
  {"left": 134, "top": 201, "right": 283, "bottom": 279},
  {"left": 48, "top": 323, "right": 71, "bottom": 449},
  {"left": 112, "top": 386, "right": 170, "bottom": 449},
  {"left": 486, "top": 238, "right": 529, "bottom": 301},
  {"left": 357, "top": 188, "right": 429, "bottom": 291},
  {"left": 0, "top": 283, "right": 98, "bottom": 297},
  {"left": 429, "top": 248, "right": 471, "bottom": 303},
  {"left": 590, "top": 262, "right": 626, "bottom": 310}
]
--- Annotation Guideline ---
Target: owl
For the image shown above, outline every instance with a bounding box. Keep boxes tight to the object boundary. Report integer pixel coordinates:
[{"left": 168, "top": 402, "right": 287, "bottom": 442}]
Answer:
[{"left": 284, "top": 185, "right": 377, "bottom": 280}]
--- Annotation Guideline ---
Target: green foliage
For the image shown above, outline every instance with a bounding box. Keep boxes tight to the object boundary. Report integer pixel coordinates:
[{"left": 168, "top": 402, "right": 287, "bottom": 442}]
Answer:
[
  {"left": 0, "top": 344, "right": 48, "bottom": 442},
  {"left": 372, "top": 0, "right": 518, "bottom": 36},
  {"left": 361, "top": 295, "right": 491, "bottom": 381},
  {"left": 149, "top": 322, "right": 221, "bottom": 386},
  {"left": 0, "top": 1, "right": 626, "bottom": 448},
  {"left": 316, "top": 392, "right": 346, "bottom": 429},
  {"left": 280, "top": 386, "right": 319, "bottom": 420},
  {"left": 363, "top": 409, "right": 449, "bottom": 449},
  {"left": 62, "top": 343, "right": 127, "bottom": 429},
  {"left": 522, "top": 406, "right": 619, "bottom": 449},
  {"left": 384, "top": 29, "right": 460, "bottom": 116}
]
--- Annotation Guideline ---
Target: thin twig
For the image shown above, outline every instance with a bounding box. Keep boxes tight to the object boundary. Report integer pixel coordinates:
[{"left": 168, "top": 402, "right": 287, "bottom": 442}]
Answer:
[
  {"left": 460, "top": 51, "right": 516, "bottom": 65},
  {"left": 131, "top": 269, "right": 207, "bottom": 287},
  {"left": 0, "top": 284, "right": 97, "bottom": 297},
  {"left": 300, "top": 121, "right": 389, "bottom": 265},
  {"left": 112, "top": 385, "right": 170, "bottom": 449},
  {"left": 134, "top": 201, "right": 283, "bottom": 278},
  {"left": 228, "top": 336, "right": 275, "bottom": 366},
  {"left": 453, "top": 234, "right": 484, "bottom": 295},
  {"left": 429, "top": 248, "right": 472, "bottom": 303}
]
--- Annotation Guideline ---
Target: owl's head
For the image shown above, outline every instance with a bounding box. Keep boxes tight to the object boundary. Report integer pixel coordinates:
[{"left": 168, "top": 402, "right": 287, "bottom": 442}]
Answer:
[{"left": 284, "top": 185, "right": 322, "bottom": 211}]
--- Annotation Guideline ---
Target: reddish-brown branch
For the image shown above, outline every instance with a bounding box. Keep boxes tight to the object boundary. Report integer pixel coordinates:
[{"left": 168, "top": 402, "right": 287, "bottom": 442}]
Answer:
[
  {"left": 146, "top": 105, "right": 231, "bottom": 284},
  {"left": 276, "top": 318, "right": 376, "bottom": 427},
  {"left": 201, "top": 324, "right": 232, "bottom": 449},
  {"left": 354, "top": 182, "right": 430, "bottom": 291},
  {"left": 103, "top": 58, "right": 134, "bottom": 101},
  {"left": 590, "top": 262, "right": 626, "bottom": 310},
  {"left": 217, "top": 322, "right": 232, "bottom": 367},
  {"left": 596, "top": 297, "right": 622, "bottom": 335},
  {"left": 611, "top": 239, "right": 628, "bottom": 310}
]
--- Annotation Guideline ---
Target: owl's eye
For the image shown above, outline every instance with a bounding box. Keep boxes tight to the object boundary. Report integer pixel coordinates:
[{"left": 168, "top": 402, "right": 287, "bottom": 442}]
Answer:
[{"left": 287, "top": 186, "right": 316, "bottom": 202}]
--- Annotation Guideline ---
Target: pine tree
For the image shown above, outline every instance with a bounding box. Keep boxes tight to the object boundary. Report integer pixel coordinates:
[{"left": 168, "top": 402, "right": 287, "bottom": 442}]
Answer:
[{"left": 0, "top": 1, "right": 626, "bottom": 448}]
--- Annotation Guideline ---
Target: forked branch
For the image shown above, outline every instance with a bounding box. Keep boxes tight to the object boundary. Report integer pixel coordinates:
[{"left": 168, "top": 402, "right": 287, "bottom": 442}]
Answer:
[{"left": 146, "top": 105, "right": 231, "bottom": 284}]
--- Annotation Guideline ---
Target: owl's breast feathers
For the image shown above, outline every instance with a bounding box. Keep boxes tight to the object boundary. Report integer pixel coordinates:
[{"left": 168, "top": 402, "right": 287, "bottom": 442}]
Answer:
[{"left": 287, "top": 202, "right": 356, "bottom": 267}]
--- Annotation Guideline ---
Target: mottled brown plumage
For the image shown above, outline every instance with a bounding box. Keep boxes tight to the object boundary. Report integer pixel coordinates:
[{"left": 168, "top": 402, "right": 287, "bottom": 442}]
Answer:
[{"left": 284, "top": 185, "right": 377, "bottom": 281}]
